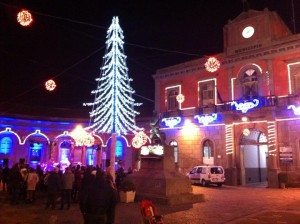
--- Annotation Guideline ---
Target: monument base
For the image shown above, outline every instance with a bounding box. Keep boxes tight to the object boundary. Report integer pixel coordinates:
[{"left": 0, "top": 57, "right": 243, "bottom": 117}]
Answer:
[{"left": 128, "top": 145, "right": 204, "bottom": 205}]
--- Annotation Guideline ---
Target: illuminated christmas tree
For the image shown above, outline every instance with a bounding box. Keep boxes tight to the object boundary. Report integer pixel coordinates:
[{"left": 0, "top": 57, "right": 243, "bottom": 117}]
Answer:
[{"left": 84, "top": 16, "right": 141, "bottom": 135}]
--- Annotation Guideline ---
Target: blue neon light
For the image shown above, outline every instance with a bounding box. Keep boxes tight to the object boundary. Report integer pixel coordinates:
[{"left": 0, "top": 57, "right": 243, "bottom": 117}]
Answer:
[
  {"left": 161, "top": 117, "right": 182, "bottom": 128},
  {"left": 194, "top": 114, "right": 218, "bottom": 125},
  {"left": 231, "top": 99, "right": 260, "bottom": 113},
  {"left": 288, "top": 105, "right": 300, "bottom": 115}
]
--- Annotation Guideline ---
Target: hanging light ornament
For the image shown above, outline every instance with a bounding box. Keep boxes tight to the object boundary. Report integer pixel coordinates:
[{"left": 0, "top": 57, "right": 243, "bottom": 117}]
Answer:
[
  {"left": 71, "top": 125, "right": 95, "bottom": 147},
  {"left": 176, "top": 93, "right": 185, "bottom": 103},
  {"left": 205, "top": 57, "right": 220, "bottom": 73},
  {"left": 131, "top": 131, "right": 148, "bottom": 148},
  {"left": 17, "top": 10, "right": 33, "bottom": 26},
  {"left": 45, "top": 79, "right": 56, "bottom": 91}
]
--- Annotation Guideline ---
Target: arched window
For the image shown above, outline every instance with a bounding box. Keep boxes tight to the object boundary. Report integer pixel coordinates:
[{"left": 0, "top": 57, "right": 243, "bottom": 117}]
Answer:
[
  {"left": 169, "top": 140, "right": 178, "bottom": 163},
  {"left": 242, "top": 68, "right": 258, "bottom": 99},
  {"left": 30, "top": 142, "right": 43, "bottom": 162},
  {"left": 0, "top": 137, "right": 12, "bottom": 155},
  {"left": 86, "top": 147, "right": 96, "bottom": 166},
  {"left": 59, "top": 141, "right": 71, "bottom": 164},
  {"left": 203, "top": 139, "right": 214, "bottom": 165}
]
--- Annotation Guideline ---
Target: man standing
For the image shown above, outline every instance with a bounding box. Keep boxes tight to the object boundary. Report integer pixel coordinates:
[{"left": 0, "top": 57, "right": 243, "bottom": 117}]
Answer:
[
  {"left": 60, "top": 167, "right": 74, "bottom": 210},
  {"left": 80, "top": 170, "right": 118, "bottom": 224},
  {"left": 45, "top": 167, "right": 61, "bottom": 210}
]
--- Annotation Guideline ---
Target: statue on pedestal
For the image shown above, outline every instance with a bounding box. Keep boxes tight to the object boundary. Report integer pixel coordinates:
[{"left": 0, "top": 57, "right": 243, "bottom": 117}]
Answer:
[{"left": 149, "top": 111, "right": 165, "bottom": 145}]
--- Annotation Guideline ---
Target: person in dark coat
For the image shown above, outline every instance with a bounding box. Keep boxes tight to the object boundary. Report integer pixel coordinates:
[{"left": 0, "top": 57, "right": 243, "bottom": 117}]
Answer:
[
  {"left": 115, "top": 163, "right": 126, "bottom": 189},
  {"left": 60, "top": 167, "right": 74, "bottom": 209},
  {"left": 72, "top": 165, "right": 83, "bottom": 203},
  {"left": 45, "top": 167, "right": 61, "bottom": 209},
  {"left": 9, "top": 163, "right": 23, "bottom": 205},
  {"left": 80, "top": 170, "right": 118, "bottom": 224},
  {"left": 2, "top": 164, "right": 9, "bottom": 192}
]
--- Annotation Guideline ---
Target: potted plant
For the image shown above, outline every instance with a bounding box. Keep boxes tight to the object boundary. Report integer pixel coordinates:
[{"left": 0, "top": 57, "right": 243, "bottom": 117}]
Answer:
[
  {"left": 278, "top": 172, "right": 288, "bottom": 189},
  {"left": 119, "top": 178, "right": 136, "bottom": 203}
]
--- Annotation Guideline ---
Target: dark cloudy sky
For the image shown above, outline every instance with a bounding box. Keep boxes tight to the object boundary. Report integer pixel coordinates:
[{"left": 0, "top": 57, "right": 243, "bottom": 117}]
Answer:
[{"left": 0, "top": 0, "right": 299, "bottom": 117}]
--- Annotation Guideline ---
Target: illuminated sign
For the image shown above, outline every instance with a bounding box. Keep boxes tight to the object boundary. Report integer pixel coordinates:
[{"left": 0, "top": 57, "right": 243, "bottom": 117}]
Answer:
[
  {"left": 231, "top": 99, "right": 259, "bottom": 113},
  {"left": 161, "top": 117, "right": 182, "bottom": 128},
  {"left": 194, "top": 114, "right": 217, "bottom": 125},
  {"left": 288, "top": 105, "right": 300, "bottom": 115}
]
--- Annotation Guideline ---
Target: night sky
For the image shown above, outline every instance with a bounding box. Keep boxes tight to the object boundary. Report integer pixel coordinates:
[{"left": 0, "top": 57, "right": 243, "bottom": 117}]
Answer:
[{"left": 0, "top": 0, "right": 299, "bottom": 118}]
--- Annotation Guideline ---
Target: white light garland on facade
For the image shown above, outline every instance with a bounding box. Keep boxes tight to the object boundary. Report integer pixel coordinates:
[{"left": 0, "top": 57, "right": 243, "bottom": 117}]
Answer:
[{"left": 225, "top": 125, "right": 233, "bottom": 155}]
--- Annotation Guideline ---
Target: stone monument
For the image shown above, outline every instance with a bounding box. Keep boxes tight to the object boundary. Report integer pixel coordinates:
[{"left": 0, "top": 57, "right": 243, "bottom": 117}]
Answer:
[{"left": 128, "top": 112, "right": 204, "bottom": 205}]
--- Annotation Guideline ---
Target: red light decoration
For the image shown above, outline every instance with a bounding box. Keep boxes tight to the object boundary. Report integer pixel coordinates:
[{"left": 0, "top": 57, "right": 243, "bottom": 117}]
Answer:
[
  {"left": 205, "top": 57, "right": 220, "bottom": 73},
  {"left": 17, "top": 10, "right": 33, "bottom": 27},
  {"left": 45, "top": 79, "right": 56, "bottom": 91}
]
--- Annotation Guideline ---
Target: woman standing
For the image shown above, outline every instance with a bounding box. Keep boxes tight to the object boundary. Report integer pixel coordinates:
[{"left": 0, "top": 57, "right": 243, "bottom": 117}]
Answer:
[{"left": 26, "top": 168, "right": 39, "bottom": 203}]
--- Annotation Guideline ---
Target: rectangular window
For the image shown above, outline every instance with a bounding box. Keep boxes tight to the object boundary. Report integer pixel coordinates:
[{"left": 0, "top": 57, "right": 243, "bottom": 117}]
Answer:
[
  {"left": 294, "top": 75, "right": 300, "bottom": 93},
  {"left": 166, "top": 86, "right": 180, "bottom": 111},
  {"left": 199, "top": 80, "right": 215, "bottom": 106}
]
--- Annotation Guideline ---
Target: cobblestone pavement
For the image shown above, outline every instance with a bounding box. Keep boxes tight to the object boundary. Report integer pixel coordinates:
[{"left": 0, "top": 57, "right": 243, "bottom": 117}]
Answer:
[{"left": 0, "top": 183, "right": 300, "bottom": 224}]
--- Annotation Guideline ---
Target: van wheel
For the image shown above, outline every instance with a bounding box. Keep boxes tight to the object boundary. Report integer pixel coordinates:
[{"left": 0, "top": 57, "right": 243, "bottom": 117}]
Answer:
[{"left": 201, "top": 180, "right": 207, "bottom": 187}]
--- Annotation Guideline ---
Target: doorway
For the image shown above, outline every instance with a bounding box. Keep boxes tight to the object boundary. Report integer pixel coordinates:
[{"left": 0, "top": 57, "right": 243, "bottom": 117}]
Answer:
[{"left": 240, "top": 129, "right": 268, "bottom": 184}]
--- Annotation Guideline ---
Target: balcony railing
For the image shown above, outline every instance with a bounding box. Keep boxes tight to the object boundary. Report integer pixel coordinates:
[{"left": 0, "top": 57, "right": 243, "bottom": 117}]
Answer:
[{"left": 161, "top": 94, "right": 300, "bottom": 119}]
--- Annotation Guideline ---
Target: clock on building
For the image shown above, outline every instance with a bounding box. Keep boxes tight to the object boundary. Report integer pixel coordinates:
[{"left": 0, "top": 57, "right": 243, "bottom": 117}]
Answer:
[{"left": 242, "top": 26, "right": 255, "bottom": 38}]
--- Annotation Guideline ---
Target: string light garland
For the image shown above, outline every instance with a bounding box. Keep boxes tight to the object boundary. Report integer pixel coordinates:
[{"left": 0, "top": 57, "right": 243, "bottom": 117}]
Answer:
[
  {"left": 84, "top": 16, "right": 142, "bottom": 134},
  {"left": 17, "top": 10, "right": 33, "bottom": 26},
  {"left": 205, "top": 57, "right": 220, "bottom": 72},
  {"left": 45, "top": 79, "right": 56, "bottom": 91}
]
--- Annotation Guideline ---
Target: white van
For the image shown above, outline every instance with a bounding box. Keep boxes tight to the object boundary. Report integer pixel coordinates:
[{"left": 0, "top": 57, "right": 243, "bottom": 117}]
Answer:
[{"left": 187, "top": 165, "right": 225, "bottom": 187}]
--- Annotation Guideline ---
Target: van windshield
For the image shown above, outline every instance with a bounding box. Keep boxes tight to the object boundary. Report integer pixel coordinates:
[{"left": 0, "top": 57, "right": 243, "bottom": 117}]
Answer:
[{"left": 210, "top": 167, "right": 223, "bottom": 174}]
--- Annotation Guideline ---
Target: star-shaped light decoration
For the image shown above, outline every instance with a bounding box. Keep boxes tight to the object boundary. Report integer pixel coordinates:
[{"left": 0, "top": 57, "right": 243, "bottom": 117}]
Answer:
[{"left": 17, "top": 10, "right": 33, "bottom": 26}]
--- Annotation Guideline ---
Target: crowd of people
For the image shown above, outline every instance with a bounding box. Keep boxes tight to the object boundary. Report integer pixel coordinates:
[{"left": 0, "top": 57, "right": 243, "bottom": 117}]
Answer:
[{"left": 0, "top": 162, "right": 132, "bottom": 224}]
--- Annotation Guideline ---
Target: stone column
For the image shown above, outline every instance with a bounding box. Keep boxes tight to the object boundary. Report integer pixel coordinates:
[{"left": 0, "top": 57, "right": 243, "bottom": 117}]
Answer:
[
  {"left": 110, "top": 133, "right": 116, "bottom": 182},
  {"left": 81, "top": 146, "right": 86, "bottom": 165}
]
